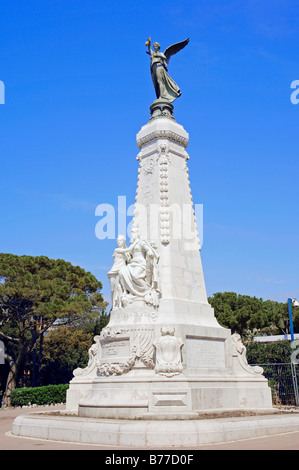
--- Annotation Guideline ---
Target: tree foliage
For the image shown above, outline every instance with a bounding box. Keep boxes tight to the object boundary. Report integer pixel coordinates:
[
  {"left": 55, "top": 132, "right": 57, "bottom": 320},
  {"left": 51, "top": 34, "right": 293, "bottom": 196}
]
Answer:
[
  {"left": 40, "top": 327, "right": 93, "bottom": 385},
  {"left": 246, "top": 340, "right": 292, "bottom": 364},
  {"left": 0, "top": 253, "right": 107, "bottom": 405},
  {"left": 208, "top": 292, "right": 290, "bottom": 338}
]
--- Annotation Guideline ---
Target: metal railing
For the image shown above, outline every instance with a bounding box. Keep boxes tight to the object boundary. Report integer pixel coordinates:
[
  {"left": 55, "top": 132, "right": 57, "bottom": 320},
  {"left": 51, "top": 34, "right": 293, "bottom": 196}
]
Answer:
[{"left": 251, "top": 363, "right": 299, "bottom": 406}]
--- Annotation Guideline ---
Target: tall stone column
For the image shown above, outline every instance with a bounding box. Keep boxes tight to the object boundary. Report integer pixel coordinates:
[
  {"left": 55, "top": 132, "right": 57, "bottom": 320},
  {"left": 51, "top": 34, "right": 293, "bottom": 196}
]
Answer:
[{"left": 133, "top": 115, "right": 215, "bottom": 326}]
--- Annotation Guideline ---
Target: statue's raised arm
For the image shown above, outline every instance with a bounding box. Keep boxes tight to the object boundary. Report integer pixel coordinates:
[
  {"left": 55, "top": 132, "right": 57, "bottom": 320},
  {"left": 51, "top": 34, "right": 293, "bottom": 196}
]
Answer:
[
  {"left": 145, "top": 36, "right": 152, "bottom": 55},
  {"left": 146, "top": 37, "right": 189, "bottom": 105}
]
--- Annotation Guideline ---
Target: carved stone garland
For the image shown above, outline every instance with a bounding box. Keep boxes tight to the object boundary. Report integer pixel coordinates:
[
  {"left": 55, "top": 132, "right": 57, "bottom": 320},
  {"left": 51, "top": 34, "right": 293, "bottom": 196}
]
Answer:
[{"left": 158, "top": 143, "right": 171, "bottom": 245}]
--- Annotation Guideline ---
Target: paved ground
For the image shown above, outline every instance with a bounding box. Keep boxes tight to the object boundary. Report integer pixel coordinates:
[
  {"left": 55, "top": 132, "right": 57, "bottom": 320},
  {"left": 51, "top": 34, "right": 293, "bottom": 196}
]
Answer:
[{"left": 1, "top": 404, "right": 299, "bottom": 450}]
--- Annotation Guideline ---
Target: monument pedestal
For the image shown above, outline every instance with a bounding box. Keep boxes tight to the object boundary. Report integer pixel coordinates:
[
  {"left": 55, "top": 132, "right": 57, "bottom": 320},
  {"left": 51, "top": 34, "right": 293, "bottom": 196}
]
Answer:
[
  {"left": 66, "top": 113, "right": 273, "bottom": 418},
  {"left": 68, "top": 322, "right": 272, "bottom": 419}
]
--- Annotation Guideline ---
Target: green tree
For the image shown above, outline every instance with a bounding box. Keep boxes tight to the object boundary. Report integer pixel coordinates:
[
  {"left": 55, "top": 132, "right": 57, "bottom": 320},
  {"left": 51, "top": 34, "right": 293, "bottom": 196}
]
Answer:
[
  {"left": 93, "top": 312, "right": 110, "bottom": 336},
  {"left": 38, "top": 312, "right": 111, "bottom": 385},
  {"left": 246, "top": 340, "right": 292, "bottom": 364},
  {"left": 40, "top": 327, "right": 93, "bottom": 385},
  {"left": 0, "top": 253, "right": 106, "bottom": 406},
  {"left": 208, "top": 292, "right": 290, "bottom": 339}
]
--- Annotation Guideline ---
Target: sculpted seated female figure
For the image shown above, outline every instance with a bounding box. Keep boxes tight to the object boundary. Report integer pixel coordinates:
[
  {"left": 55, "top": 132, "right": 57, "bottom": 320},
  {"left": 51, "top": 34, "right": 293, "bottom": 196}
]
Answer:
[{"left": 109, "top": 228, "right": 160, "bottom": 309}]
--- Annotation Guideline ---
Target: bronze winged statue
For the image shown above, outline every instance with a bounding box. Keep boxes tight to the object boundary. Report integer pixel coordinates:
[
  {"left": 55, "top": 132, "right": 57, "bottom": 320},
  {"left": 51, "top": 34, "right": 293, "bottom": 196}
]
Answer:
[{"left": 146, "top": 37, "right": 189, "bottom": 103}]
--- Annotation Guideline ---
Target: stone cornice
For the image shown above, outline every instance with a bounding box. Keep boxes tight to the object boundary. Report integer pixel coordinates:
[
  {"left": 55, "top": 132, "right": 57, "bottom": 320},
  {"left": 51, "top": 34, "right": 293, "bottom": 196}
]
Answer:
[{"left": 137, "top": 129, "right": 189, "bottom": 149}]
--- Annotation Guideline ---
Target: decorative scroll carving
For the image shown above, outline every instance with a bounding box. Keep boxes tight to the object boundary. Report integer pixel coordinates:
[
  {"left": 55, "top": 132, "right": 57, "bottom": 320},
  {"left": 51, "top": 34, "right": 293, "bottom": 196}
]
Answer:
[
  {"left": 73, "top": 336, "right": 100, "bottom": 377},
  {"left": 143, "top": 156, "right": 156, "bottom": 175},
  {"left": 131, "top": 328, "right": 155, "bottom": 368},
  {"left": 96, "top": 327, "right": 155, "bottom": 377},
  {"left": 231, "top": 333, "right": 264, "bottom": 375},
  {"left": 154, "top": 327, "right": 184, "bottom": 377}
]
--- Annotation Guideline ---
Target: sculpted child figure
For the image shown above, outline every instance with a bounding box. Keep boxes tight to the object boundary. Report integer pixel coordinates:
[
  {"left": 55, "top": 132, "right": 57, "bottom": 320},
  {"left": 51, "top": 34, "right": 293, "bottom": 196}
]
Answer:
[{"left": 108, "top": 235, "right": 130, "bottom": 309}]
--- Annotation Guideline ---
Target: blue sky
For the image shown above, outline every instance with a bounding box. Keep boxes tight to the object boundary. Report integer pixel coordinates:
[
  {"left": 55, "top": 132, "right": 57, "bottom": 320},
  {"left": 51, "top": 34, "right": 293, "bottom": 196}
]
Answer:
[{"left": 0, "top": 0, "right": 298, "bottom": 305}]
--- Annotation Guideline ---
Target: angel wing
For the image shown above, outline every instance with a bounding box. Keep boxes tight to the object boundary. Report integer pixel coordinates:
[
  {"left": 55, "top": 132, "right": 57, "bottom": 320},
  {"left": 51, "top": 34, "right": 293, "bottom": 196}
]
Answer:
[{"left": 163, "top": 38, "right": 189, "bottom": 65}]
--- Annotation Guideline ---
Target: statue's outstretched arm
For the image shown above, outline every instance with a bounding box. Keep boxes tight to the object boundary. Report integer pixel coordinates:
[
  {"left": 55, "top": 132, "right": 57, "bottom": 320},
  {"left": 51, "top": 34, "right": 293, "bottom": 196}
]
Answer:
[
  {"left": 115, "top": 239, "right": 138, "bottom": 254},
  {"left": 145, "top": 36, "right": 153, "bottom": 56}
]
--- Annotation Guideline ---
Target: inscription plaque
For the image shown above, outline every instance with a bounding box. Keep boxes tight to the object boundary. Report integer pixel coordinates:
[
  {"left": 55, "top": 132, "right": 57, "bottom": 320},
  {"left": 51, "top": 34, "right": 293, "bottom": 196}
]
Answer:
[
  {"left": 101, "top": 338, "right": 130, "bottom": 359},
  {"left": 186, "top": 337, "right": 226, "bottom": 368}
]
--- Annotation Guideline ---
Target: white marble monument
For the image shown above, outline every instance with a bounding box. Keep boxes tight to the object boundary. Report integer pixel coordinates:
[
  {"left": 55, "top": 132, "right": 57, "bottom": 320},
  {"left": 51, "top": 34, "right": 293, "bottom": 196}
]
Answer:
[
  {"left": 16, "top": 39, "right": 299, "bottom": 448},
  {"left": 66, "top": 101, "right": 273, "bottom": 419}
]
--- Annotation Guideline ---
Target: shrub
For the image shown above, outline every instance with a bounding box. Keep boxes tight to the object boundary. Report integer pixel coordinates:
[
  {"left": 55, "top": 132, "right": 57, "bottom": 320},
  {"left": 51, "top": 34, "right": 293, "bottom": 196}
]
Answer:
[
  {"left": 10, "top": 384, "right": 69, "bottom": 407},
  {"left": 247, "top": 340, "right": 292, "bottom": 364}
]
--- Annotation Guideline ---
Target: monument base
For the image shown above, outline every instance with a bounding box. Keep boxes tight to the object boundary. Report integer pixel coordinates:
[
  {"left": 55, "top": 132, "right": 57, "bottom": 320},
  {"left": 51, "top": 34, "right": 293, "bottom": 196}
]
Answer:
[
  {"left": 65, "top": 307, "right": 273, "bottom": 419},
  {"left": 12, "top": 409, "right": 299, "bottom": 447},
  {"left": 150, "top": 98, "right": 174, "bottom": 120},
  {"left": 76, "top": 375, "right": 272, "bottom": 420}
]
